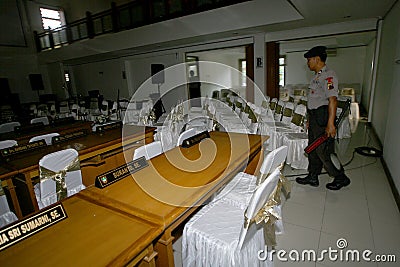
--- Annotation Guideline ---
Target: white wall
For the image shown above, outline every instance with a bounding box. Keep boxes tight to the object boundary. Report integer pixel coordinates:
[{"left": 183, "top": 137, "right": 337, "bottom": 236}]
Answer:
[
  {"left": 285, "top": 46, "right": 367, "bottom": 98},
  {"left": 361, "top": 39, "right": 376, "bottom": 112},
  {"left": 70, "top": 58, "right": 128, "bottom": 100},
  {"left": 378, "top": 1, "right": 400, "bottom": 192},
  {"left": 0, "top": 54, "right": 47, "bottom": 103},
  {"left": 124, "top": 52, "right": 186, "bottom": 112},
  {"left": 187, "top": 49, "right": 245, "bottom": 99},
  {"left": 371, "top": 17, "right": 398, "bottom": 144}
]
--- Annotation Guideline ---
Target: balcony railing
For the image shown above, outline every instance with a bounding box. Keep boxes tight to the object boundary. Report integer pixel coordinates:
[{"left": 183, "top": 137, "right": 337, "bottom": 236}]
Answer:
[{"left": 34, "top": 0, "right": 250, "bottom": 52}]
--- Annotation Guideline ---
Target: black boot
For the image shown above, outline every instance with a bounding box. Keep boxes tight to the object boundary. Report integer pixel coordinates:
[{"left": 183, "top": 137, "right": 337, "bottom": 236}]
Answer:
[
  {"left": 326, "top": 174, "right": 350, "bottom": 190},
  {"left": 296, "top": 173, "right": 319, "bottom": 187}
]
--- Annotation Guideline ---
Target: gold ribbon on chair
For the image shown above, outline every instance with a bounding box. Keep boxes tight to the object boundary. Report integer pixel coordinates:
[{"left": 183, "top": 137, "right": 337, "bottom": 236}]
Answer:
[
  {"left": 244, "top": 189, "right": 281, "bottom": 247},
  {"left": 274, "top": 173, "right": 291, "bottom": 204},
  {"left": 255, "top": 171, "right": 291, "bottom": 203},
  {"left": 39, "top": 156, "right": 80, "bottom": 202},
  {"left": 248, "top": 108, "right": 258, "bottom": 123}
]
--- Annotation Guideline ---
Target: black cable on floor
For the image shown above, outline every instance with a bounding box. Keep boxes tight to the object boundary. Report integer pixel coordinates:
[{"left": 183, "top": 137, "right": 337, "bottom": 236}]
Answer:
[{"left": 284, "top": 148, "right": 378, "bottom": 178}]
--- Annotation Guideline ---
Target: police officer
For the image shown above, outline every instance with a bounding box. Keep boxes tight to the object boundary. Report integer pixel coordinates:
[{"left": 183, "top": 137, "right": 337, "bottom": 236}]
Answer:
[{"left": 296, "top": 46, "right": 350, "bottom": 190}]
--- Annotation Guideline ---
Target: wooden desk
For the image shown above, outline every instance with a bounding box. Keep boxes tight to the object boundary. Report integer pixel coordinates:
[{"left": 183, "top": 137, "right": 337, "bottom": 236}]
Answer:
[
  {"left": 80, "top": 131, "right": 267, "bottom": 267},
  {"left": 0, "top": 120, "right": 92, "bottom": 144},
  {"left": 0, "top": 125, "right": 155, "bottom": 218},
  {"left": 0, "top": 195, "right": 163, "bottom": 267}
]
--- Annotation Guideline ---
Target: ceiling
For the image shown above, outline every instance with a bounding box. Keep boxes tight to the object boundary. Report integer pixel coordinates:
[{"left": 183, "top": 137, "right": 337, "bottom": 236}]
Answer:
[
  {"left": 279, "top": 31, "right": 377, "bottom": 54},
  {"left": 53, "top": 0, "right": 398, "bottom": 64},
  {"left": 262, "top": 0, "right": 397, "bottom": 32},
  {"left": 189, "top": 0, "right": 396, "bottom": 57}
]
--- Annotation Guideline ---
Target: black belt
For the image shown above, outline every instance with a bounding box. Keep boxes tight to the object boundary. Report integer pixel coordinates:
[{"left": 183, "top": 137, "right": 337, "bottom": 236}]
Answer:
[{"left": 308, "top": 105, "right": 328, "bottom": 116}]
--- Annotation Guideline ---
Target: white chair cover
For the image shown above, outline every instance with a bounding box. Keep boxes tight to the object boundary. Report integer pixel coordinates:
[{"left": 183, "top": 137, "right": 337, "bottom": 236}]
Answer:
[
  {"left": 214, "top": 146, "right": 289, "bottom": 233},
  {"left": 186, "top": 117, "right": 211, "bottom": 133},
  {"left": 31, "top": 117, "right": 49, "bottom": 125},
  {"left": 182, "top": 168, "right": 282, "bottom": 267},
  {"left": 336, "top": 107, "right": 351, "bottom": 139},
  {"left": 34, "top": 148, "right": 85, "bottom": 209},
  {"left": 0, "top": 140, "right": 17, "bottom": 150},
  {"left": 177, "top": 128, "right": 197, "bottom": 146},
  {"left": 269, "top": 98, "right": 278, "bottom": 109},
  {"left": 59, "top": 101, "right": 69, "bottom": 114},
  {"left": 259, "top": 123, "right": 293, "bottom": 151},
  {"left": 280, "top": 102, "right": 295, "bottom": 125},
  {"left": 349, "top": 102, "right": 360, "bottom": 120},
  {"left": 0, "top": 193, "right": 18, "bottom": 228},
  {"left": 282, "top": 132, "right": 309, "bottom": 169},
  {"left": 133, "top": 141, "right": 162, "bottom": 160},
  {"left": 154, "top": 124, "right": 178, "bottom": 153},
  {"left": 273, "top": 100, "right": 285, "bottom": 121},
  {"left": 29, "top": 132, "right": 60, "bottom": 145},
  {"left": 0, "top": 122, "right": 20, "bottom": 134}
]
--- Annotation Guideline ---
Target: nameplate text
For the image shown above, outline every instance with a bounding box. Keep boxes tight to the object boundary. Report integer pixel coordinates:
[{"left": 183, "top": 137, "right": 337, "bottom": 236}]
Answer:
[
  {"left": 0, "top": 140, "right": 47, "bottom": 158},
  {"left": 52, "top": 130, "right": 87, "bottom": 144},
  {"left": 95, "top": 156, "right": 148, "bottom": 188},
  {"left": 181, "top": 131, "right": 210, "bottom": 148},
  {"left": 96, "top": 121, "right": 122, "bottom": 133},
  {"left": 0, "top": 204, "right": 67, "bottom": 251}
]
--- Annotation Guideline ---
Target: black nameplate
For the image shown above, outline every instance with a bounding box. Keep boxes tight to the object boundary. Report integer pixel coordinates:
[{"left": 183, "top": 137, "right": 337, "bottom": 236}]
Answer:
[
  {"left": 14, "top": 122, "right": 44, "bottom": 134},
  {"left": 181, "top": 131, "right": 210, "bottom": 148},
  {"left": 96, "top": 121, "right": 122, "bottom": 133},
  {"left": 95, "top": 156, "right": 148, "bottom": 188},
  {"left": 0, "top": 204, "right": 67, "bottom": 251},
  {"left": 51, "top": 117, "right": 75, "bottom": 126},
  {"left": 0, "top": 140, "right": 47, "bottom": 158},
  {"left": 52, "top": 130, "right": 88, "bottom": 144}
]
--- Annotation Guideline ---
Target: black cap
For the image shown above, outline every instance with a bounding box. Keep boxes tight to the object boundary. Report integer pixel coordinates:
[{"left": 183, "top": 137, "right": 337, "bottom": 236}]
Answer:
[{"left": 304, "top": 46, "right": 327, "bottom": 58}]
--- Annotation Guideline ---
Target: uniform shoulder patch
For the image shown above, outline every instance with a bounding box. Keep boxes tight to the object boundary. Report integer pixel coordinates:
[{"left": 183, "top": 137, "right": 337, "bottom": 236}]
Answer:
[{"left": 326, "top": 77, "right": 335, "bottom": 90}]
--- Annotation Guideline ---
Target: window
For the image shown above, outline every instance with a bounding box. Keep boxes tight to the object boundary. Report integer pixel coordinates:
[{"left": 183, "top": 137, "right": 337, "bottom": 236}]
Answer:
[
  {"left": 239, "top": 59, "right": 246, "bottom": 87},
  {"left": 40, "top": 7, "right": 64, "bottom": 30},
  {"left": 279, "top": 56, "right": 286, "bottom": 87}
]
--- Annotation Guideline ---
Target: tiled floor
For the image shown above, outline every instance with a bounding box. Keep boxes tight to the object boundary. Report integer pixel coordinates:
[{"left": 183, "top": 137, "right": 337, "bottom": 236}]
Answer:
[{"left": 173, "top": 120, "right": 400, "bottom": 266}]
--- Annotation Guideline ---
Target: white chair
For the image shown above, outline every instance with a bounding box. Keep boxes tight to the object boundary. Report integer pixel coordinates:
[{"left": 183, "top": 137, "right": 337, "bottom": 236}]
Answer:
[
  {"left": 215, "top": 145, "right": 288, "bottom": 205},
  {"left": 282, "top": 132, "right": 308, "bottom": 170},
  {"left": 280, "top": 101, "right": 295, "bottom": 125},
  {"left": 337, "top": 97, "right": 352, "bottom": 139},
  {"left": 34, "top": 148, "right": 85, "bottom": 209},
  {"left": 59, "top": 101, "right": 70, "bottom": 114},
  {"left": 29, "top": 104, "right": 38, "bottom": 116},
  {"left": 281, "top": 105, "right": 309, "bottom": 169},
  {"left": 0, "top": 122, "right": 20, "bottom": 134},
  {"left": 133, "top": 141, "right": 163, "bottom": 160},
  {"left": 30, "top": 116, "right": 49, "bottom": 125},
  {"left": 0, "top": 140, "right": 17, "bottom": 150},
  {"left": 29, "top": 132, "right": 60, "bottom": 145},
  {"left": 0, "top": 193, "right": 18, "bottom": 228},
  {"left": 100, "top": 100, "right": 109, "bottom": 115},
  {"left": 182, "top": 168, "right": 281, "bottom": 267},
  {"left": 280, "top": 88, "right": 290, "bottom": 102},
  {"left": 340, "top": 88, "right": 356, "bottom": 103},
  {"left": 71, "top": 104, "right": 80, "bottom": 120},
  {"left": 274, "top": 100, "right": 285, "bottom": 121},
  {"left": 269, "top": 98, "right": 278, "bottom": 112},
  {"left": 215, "top": 146, "right": 289, "bottom": 234},
  {"left": 177, "top": 128, "right": 197, "bottom": 146},
  {"left": 0, "top": 184, "right": 18, "bottom": 228},
  {"left": 110, "top": 101, "right": 119, "bottom": 120}
]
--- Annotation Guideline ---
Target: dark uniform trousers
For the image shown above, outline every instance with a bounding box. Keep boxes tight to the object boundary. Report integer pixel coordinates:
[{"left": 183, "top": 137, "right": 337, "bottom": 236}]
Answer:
[{"left": 308, "top": 106, "right": 344, "bottom": 178}]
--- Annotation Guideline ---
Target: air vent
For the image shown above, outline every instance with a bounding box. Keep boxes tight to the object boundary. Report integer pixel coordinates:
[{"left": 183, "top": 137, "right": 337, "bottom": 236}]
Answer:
[{"left": 326, "top": 48, "right": 337, "bottom": 57}]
